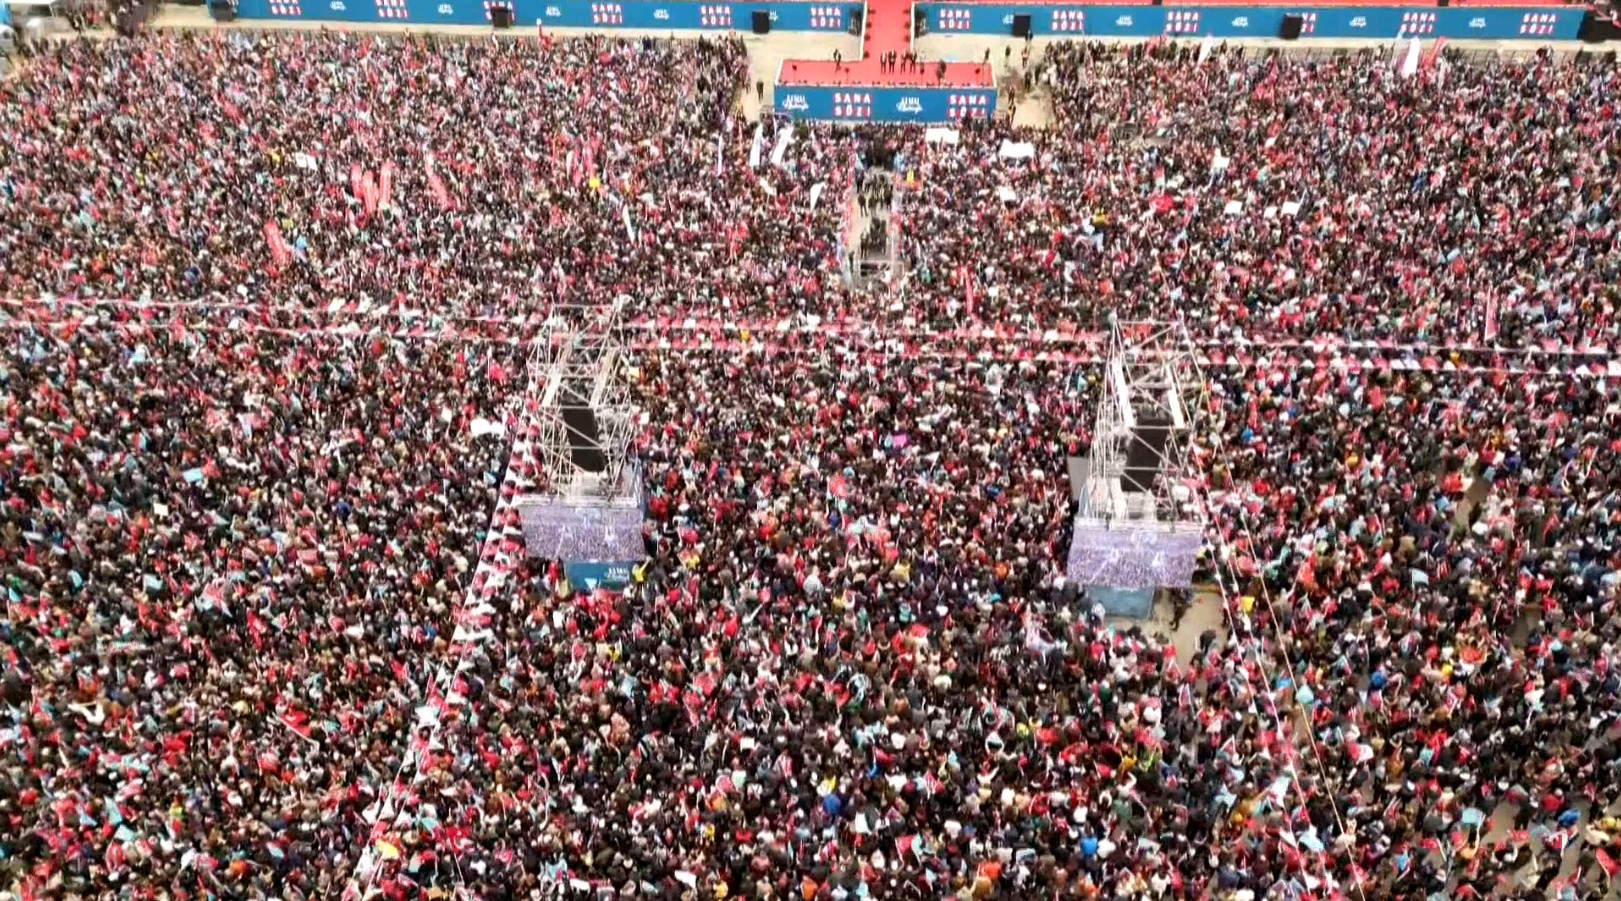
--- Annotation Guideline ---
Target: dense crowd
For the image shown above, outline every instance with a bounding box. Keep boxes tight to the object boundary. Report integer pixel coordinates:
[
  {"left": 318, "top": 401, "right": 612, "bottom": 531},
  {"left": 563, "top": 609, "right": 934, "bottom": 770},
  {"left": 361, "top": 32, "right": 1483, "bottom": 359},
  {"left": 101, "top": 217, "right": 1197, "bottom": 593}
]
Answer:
[
  {"left": 1, "top": 29, "right": 1620, "bottom": 901},
  {"left": 898, "top": 43, "right": 1621, "bottom": 360},
  {"left": 0, "top": 32, "right": 851, "bottom": 326}
]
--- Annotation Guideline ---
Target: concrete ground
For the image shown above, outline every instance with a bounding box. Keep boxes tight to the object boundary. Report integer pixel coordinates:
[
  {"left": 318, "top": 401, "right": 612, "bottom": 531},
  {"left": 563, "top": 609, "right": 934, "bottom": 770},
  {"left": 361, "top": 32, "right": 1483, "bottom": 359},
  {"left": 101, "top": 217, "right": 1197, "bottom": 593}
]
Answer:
[{"left": 1106, "top": 586, "right": 1225, "bottom": 667}]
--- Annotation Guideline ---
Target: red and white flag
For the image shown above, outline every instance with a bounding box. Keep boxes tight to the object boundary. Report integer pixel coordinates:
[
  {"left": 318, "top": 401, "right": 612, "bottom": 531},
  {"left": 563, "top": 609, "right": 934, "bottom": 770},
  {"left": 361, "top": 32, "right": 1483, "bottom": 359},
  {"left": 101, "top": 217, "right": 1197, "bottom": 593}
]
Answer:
[
  {"left": 379, "top": 162, "right": 395, "bottom": 211},
  {"left": 263, "top": 221, "right": 290, "bottom": 270},
  {"left": 1422, "top": 37, "right": 1447, "bottom": 71},
  {"left": 424, "top": 155, "right": 453, "bottom": 211},
  {"left": 362, "top": 172, "right": 379, "bottom": 217},
  {"left": 961, "top": 264, "right": 975, "bottom": 320},
  {"left": 278, "top": 710, "right": 316, "bottom": 742},
  {"left": 199, "top": 577, "right": 230, "bottom": 614}
]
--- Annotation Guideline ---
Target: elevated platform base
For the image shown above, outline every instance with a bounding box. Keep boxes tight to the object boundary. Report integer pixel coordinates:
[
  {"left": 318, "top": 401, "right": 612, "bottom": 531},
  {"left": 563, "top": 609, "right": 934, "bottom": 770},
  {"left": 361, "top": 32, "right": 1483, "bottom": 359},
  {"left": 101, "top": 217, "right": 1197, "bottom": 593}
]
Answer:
[
  {"left": 564, "top": 560, "right": 637, "bottom": 592},
  {"left": 1089, "top": 585, "right": 1156, "bottom": 620},
  {"left": 776, "top": 85, "right": 995, "bottom": 123}
]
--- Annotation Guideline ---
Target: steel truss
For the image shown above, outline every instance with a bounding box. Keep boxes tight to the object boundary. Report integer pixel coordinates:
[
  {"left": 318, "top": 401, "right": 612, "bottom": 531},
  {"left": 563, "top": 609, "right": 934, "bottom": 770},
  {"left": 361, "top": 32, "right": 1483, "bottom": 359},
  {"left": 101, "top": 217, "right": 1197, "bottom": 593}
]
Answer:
[
  {"left": 1080, "top": 317, "right": 1205, "bottom": 531},
  {"left": 520, "top": 297, "right": 640, "bottom": 503}
]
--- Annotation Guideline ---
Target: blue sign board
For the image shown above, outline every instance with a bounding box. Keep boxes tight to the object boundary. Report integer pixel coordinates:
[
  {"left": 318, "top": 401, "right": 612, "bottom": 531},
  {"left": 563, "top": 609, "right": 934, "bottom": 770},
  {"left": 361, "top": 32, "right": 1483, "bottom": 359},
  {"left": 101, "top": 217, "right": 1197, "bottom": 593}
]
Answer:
[
  {"left": 235, "top": 0, "right": 858, "bottom": 30},
  {"left": 922, "top": 3, "right": 1580, "bottom": 41},
  {"left": 233, "top": 0, "right": 1580, "bottom": 42},
  {"left": 564, "top": 560, "right": 638, "bottom": 592},
  {"left": 776, "top": 85, "right": 997, "bottom": 124}
]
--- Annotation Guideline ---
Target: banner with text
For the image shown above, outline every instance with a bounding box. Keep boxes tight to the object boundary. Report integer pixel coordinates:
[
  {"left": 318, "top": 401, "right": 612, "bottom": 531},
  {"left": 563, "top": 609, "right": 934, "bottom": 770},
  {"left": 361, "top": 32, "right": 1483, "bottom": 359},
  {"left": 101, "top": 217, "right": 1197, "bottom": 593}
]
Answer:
[
  {"left": 234, "top": 0, "right": 1578, "bottom": 41},
  {"left": 236, "top": 0, "right": 856, "bottom": 29},
  {"left": 922, "top": 3, "right": 1579, "bottom": 41},
  {"left": 775, "top": 86, "right": 997, "bottom": 124}
]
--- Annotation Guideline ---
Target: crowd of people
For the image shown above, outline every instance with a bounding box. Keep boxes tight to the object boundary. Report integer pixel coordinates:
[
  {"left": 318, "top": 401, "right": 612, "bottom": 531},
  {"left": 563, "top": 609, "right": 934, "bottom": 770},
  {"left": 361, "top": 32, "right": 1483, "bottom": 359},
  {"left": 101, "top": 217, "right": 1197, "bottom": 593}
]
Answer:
[
  {"left": 898, "top": 42, "right": 1621, "bottom": 362},
  {"left": 0, "top": 29, "right": 1619, "bottom": 901}
]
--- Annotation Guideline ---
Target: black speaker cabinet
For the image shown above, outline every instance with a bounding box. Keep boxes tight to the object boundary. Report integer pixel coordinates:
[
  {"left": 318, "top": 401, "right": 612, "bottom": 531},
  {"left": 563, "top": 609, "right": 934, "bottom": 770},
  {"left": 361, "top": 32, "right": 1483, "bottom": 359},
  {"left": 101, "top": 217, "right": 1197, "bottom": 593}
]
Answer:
[
  {"left": 559, "top": 387, "right": 608, "bottom": 474},
  {"left": 1123, "top": 415, "right": 1173, "bottom": 494},
  {"left": 1437, "top": 0, "right": 1450, "bottom": 7},
  {"left": 1578, "top": 11, "right": 1621, "bottom": 42},
  {"left": 1011, "top": 13, "right": 1031, "bottom": 37},
  {"left": 490, "top": 4, "right": 512, "bottom": 27},
  {"left": 208, "top": 0, "right": 235, "bottom": 20},
  {"left": 848, "top": 7, "right": 862, "bottom": 35},
  {"left": 914, "top": 7, "right": 927, "bottom": 35},
  {"left": 1279, "top": 13, "right": 1304, "bottom": 40},
  {"left": 751, "top": 9, "right": 770, "bottom": 33}
]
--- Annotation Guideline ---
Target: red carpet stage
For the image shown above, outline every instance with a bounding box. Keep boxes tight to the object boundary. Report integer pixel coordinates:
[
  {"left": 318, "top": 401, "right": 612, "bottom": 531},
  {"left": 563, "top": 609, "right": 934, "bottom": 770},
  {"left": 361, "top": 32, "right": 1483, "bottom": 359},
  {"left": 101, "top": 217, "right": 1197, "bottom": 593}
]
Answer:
[{"left": 776, "top": 0, "right": 995, "bottom": 99}]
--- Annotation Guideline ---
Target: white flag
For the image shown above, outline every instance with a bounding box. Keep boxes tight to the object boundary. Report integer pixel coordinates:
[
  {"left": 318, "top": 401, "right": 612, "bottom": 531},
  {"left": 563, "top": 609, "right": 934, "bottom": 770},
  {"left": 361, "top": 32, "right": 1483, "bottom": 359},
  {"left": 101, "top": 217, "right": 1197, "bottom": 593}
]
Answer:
[
  {"left": 770, "top": 127, "right": 794, "bottom": 168},
  {"left": 1197, "top": 33, "right": 1214, "bottom": 64},
  {"left": 1400, "top": 37, "right": 1421, "bottom": 78},
  {"left": 747, "top": 122, "right": 764, "bottom": 170}
]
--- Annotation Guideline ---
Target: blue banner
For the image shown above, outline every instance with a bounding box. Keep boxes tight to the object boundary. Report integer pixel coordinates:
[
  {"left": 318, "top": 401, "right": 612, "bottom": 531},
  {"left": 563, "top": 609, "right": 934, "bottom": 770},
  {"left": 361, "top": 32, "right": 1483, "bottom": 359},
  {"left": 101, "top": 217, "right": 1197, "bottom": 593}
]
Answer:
[
  {"left": 234, "top": 0, "right": 1581, "bottom": 40},
  {"left": 776, "top": 85, "right": 997, "bottom": 123},
  {"left": 922, "top": 3, "right": 1580, "bottom": 40},
  {"left": 564, "top": 560, "right": 638, "bottom": 592},
  {"left": 236, "top": 0, "right": 859, "bottom": 29}
]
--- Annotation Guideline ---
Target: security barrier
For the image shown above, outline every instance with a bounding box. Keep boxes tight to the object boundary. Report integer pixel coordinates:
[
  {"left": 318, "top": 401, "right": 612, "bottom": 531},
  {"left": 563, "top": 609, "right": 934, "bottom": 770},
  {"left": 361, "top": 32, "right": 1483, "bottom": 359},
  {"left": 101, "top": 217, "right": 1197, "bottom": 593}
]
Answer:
[
  {"left": 921, "top": 3, "right": 1581, "bottom": 40},
  {"left": 775, "top": 85, "right": 998, "bottom": 122}
]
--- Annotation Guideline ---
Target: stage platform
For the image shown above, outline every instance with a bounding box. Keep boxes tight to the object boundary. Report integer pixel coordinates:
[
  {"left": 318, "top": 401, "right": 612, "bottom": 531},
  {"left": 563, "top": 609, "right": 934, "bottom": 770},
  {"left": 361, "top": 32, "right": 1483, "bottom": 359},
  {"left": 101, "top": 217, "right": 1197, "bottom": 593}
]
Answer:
[
  {"left": 776, "top": 0, "right": 992, "bottom": 87},
  {"left": 775, "top": 0, "right": 996, "bottom": 122}
]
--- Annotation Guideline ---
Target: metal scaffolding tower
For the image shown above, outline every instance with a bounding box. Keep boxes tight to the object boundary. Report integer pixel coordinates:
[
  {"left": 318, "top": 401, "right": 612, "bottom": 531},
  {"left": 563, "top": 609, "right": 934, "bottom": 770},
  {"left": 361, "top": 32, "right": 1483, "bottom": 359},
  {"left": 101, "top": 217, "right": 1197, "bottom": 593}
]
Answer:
[
  {"left": 513, "top": 297, "right": 645, "bottom": 564},
  {"left": 1067, "top": 317, "right": 1205, "bottom": 595}
]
